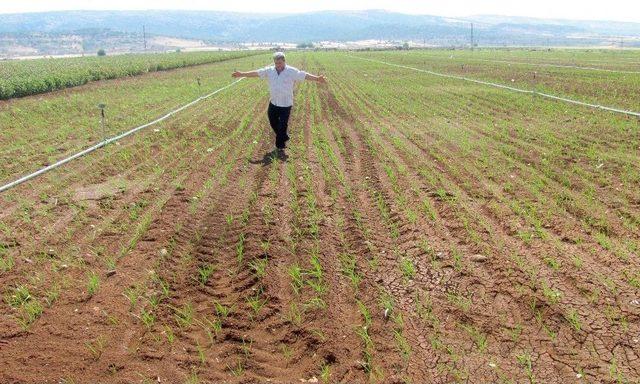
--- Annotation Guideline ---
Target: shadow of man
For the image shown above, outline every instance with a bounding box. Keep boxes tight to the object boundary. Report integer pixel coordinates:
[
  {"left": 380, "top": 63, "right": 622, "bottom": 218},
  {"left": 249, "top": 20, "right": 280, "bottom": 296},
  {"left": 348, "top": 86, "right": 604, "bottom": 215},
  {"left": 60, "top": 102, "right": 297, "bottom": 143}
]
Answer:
[{"left": 249, "top": 149, "right": 288, "bottom": 166}]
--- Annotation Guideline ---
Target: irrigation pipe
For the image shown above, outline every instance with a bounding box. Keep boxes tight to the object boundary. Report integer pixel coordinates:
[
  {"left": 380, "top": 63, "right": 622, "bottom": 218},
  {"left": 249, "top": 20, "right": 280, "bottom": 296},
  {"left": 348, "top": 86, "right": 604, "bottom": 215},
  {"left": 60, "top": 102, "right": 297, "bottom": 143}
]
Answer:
[
  {"left": 0, "top": 77, "right": 245, "bottom": 194},
  {"left": 351, "top": 56, "right": 640, "bottom": 118},
  {"left": 470, "top": 58, "right": 640, "bottom": 75}
]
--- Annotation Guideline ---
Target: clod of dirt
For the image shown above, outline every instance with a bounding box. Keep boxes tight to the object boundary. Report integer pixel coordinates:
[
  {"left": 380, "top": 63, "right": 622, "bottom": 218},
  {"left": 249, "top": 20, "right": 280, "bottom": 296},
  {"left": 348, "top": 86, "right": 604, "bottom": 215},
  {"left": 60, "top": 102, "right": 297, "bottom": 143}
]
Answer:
[
  {"left": 324, "top": 353, "right": 337, "bottom": 364},
  {"left": 107, "top": 363, "right": 124, "bottom": 373},
  {"left": 469, "top": 254, "right": 488, "bottom": 262}
]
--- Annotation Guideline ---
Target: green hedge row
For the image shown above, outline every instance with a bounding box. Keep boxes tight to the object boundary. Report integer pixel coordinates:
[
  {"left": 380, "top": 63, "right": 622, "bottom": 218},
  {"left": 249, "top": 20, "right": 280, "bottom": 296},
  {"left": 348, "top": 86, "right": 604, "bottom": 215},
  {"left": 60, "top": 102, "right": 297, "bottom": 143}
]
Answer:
[{"left": 0, "top": 50, "right": 261, "bottom": 100}]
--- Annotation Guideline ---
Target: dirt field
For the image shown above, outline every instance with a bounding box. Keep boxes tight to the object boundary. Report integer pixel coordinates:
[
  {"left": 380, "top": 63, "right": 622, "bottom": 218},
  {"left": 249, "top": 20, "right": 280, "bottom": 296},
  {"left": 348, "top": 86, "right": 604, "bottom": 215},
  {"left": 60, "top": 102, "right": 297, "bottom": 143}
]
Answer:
[{"left": 1, "top": 50, "right": 639, "bottom": 383}]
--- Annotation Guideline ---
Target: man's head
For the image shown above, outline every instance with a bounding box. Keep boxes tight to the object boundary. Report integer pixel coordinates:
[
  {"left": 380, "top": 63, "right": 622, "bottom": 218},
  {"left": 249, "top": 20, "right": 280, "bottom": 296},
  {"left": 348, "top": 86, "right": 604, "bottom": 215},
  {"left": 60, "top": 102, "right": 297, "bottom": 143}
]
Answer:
[{"left": 273, "top": 51, "right": 286, "bottom": 71}]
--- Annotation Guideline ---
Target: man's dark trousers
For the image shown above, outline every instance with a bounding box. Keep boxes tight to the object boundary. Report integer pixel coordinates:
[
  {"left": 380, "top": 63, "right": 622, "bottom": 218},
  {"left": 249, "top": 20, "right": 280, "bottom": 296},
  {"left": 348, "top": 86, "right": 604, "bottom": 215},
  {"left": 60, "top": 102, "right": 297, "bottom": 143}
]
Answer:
[{"left": 267, "top": 102, "right": 292, "bottom": 149}]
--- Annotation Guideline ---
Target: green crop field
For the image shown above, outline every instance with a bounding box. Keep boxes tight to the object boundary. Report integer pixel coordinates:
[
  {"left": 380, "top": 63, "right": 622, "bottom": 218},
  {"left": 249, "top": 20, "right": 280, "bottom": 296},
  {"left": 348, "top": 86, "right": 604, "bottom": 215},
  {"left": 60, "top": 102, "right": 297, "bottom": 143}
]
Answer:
[
  {"left": 0, "top": 50, "right": 262, "bottom": 100},
  {"left": 0, "top": 49, "right": 639, "bottom": 383}
]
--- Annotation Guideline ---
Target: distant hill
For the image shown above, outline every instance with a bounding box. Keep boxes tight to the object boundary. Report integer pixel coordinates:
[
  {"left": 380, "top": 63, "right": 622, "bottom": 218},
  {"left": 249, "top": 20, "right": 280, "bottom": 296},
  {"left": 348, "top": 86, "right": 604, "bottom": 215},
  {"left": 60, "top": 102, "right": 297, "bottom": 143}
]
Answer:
[
  {"left": 1, "top": 9, "right": 639, "bottom": 57},
  {"left": 468, "top": 15, "right": 640, "bottom": 37}
]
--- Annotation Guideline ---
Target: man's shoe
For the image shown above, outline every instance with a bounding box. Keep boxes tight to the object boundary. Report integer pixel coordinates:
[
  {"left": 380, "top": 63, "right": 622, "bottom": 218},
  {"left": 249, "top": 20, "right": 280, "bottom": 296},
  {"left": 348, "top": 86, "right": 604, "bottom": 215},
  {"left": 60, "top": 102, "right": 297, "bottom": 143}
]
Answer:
[{"left": 275, "top": 147, "right": 287, "bottom": 159}]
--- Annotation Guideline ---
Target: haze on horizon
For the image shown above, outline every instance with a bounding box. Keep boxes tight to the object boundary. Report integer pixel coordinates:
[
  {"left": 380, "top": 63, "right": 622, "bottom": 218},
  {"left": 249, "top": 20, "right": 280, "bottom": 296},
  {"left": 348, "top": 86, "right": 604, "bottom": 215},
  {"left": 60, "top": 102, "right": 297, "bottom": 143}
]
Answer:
[{"left": 1, "top": 0, "right": 639, "bottom": 23}]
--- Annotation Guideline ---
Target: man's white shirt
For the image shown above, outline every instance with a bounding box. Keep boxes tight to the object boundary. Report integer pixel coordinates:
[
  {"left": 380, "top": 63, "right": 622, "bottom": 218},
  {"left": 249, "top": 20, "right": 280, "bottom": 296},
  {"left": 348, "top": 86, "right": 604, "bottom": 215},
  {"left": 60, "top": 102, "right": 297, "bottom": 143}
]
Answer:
[{"left": 257, "top": 64, "right": 307, "bottom": 107}]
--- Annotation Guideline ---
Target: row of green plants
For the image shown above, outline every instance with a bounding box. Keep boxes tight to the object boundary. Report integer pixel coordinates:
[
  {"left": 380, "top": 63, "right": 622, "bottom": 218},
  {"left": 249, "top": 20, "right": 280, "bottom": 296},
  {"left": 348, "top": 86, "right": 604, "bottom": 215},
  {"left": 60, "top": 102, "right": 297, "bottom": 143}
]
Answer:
[
  {"left": 0, "top": 50, "right": 262, "bottom": 99},
  {"left": 0, "top": 53, "right": 268, "bottom": 185},
  {"left": 0, "top": 77, "right": 264, "bottom": 335},
  {"left": 361, "top": 50, "right": 640, "bottom": 111},
  {"left": 326, "top": 52, "right": 636, "bottom": 381},
  {"left": 87, "top": 100, "right": 267, "bottom": 381}
]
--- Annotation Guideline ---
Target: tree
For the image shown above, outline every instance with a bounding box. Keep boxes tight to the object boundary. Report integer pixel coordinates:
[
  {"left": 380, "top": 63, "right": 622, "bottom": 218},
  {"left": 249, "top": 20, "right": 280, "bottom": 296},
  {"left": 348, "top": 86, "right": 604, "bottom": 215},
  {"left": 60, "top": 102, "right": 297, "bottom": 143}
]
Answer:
[{"left": 97, "top": 49, "right": 106, "bottom": 56}]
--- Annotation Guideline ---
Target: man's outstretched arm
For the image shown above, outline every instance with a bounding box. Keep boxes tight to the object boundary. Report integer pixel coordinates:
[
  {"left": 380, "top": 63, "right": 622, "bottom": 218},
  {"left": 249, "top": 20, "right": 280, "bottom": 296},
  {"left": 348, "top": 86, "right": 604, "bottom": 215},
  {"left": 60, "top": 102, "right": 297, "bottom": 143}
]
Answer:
[
  {"left": 232, "top": 70, "right": 260, "bottom": 78},
  {"left": 305, "top": 73, "right": 327, "bottom": 83}
]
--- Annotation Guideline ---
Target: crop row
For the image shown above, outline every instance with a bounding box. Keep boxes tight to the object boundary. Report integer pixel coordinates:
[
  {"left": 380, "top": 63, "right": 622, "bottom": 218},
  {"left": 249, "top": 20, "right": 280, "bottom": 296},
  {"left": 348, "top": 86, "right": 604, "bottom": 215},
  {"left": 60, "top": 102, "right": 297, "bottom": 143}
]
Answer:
[{"left": 0, "top": 50, "right": 262, "bottom": 100}]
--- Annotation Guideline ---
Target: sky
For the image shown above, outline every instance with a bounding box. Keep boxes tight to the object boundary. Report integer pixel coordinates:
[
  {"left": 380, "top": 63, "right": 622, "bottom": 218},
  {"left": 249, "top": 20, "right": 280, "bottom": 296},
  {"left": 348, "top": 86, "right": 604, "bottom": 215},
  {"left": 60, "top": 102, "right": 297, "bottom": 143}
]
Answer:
[{"left": 0, "top": 0, "right": 638, "bottom": 23}]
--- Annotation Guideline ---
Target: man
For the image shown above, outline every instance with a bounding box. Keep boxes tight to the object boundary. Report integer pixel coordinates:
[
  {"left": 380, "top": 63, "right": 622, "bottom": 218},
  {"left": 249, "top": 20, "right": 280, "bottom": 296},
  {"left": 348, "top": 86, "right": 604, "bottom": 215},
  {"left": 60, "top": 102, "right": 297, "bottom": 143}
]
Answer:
[{"left": 232, "top": 51, "right": 326, "bottom": 153}]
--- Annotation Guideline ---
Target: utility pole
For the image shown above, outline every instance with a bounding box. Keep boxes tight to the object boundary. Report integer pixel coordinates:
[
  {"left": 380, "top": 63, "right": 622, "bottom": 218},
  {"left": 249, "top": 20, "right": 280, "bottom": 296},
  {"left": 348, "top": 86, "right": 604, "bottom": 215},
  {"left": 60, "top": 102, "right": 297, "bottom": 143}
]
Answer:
[
  {"left": 143, "top": 25, "right": 147, "bottom": 51},
  {"left": 470, "top": 22, "right": 474, "bottom": 50}
]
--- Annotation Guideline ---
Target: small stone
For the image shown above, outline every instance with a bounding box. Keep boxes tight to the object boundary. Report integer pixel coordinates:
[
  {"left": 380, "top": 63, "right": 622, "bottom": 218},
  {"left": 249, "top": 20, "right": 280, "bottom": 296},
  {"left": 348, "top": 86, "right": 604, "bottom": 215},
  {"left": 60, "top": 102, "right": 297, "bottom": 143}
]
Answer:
[
  {"left": 488, "top": 362, "right": 496, "bottom": 368},
  {"left": 159, "top": 248, "right": 168, "bottom": 256},
  {"left": 470, "top": 254, "right": 488, "bottom": 262},
  {"left": 106, "top": 270, "right": 116, "bottom": 277}
]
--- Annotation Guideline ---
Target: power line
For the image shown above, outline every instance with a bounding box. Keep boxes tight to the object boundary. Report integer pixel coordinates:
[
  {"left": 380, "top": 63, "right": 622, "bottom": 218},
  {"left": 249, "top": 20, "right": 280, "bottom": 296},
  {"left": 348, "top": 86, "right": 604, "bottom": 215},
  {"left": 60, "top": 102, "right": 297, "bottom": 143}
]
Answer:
[{"left": 470, "top": 22, "right": 474, "bottom": 50}]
